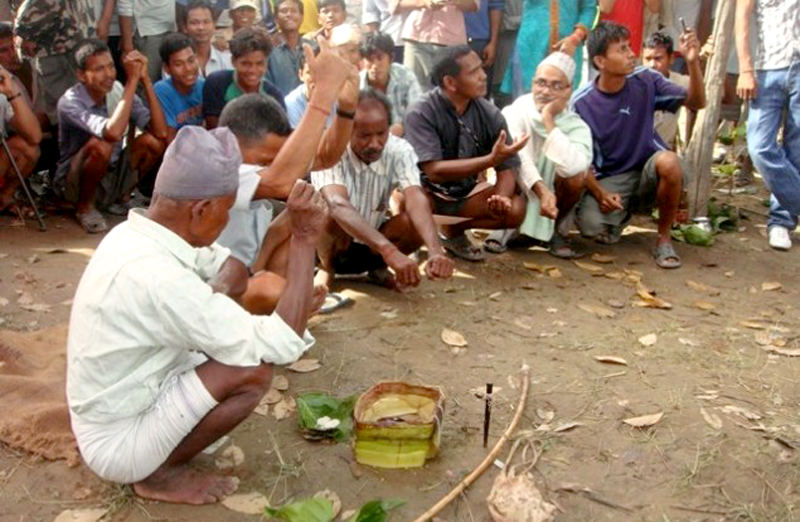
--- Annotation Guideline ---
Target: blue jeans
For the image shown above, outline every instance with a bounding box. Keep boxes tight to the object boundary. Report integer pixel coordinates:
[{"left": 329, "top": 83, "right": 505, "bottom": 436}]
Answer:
[{"left": 746, "top": 61, "right": 800, "bottom": 229}]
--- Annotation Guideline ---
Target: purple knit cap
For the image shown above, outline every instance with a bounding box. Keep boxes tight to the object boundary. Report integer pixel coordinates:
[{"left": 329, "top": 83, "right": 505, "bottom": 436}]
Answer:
[{"left": 153, "top": 126, "right": 241, "bottom": 200}]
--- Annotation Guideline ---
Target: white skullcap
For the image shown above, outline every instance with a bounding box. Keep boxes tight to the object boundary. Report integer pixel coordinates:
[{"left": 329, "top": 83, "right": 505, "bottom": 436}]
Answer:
[
  {"left": 538, "top": 51, "right": 577, "bottom": 84},
  {"left": 330, "top": 24, "right": 362, "bottom": 46},
  {"left": 153, "top": 126, "right": 242, "bottom": 200}
]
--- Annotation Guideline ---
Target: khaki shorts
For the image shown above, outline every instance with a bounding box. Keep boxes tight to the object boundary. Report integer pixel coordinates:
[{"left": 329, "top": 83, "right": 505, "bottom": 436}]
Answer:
[{"left": 576, "top": 152, "right": 689, "bottom": 237}]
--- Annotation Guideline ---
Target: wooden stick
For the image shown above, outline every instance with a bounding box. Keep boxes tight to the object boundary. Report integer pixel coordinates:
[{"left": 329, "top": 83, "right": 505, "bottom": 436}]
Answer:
[{"left": 412, "top": 364, "right": 531, "bottom": 522}]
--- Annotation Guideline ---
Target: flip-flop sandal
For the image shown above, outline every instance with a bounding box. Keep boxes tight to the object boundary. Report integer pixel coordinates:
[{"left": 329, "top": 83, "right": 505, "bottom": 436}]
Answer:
[
  {"left": 652, "top": 242, "right": 682, "bottom": 269},
  {"left": 77, "top": 209, "right": 108, "bottom": 234},
  {"left": 482, "top": 229, "right": 518, "bottom": 253},
  {"left": 548, "top": 234, "right": 583, "bottom": 259},
  {"left": 319, "top": 292, "right": 354, "bottom": 314},
  {"left": 441, "top": 233, "right": 485, "bottom": 262}
]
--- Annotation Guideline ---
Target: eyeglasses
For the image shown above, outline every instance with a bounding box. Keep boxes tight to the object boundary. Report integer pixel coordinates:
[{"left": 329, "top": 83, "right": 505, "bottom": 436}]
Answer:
[{"left": 532, "top": 78, "right": 569, "bottom": 91}]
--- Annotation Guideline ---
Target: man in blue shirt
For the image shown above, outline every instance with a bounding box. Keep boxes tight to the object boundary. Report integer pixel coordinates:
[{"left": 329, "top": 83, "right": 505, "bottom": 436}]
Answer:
[
  {"left": 572, "top": 21, "right": 705, "bottom": 268},
  {"left": 267, "top": 0, "right": 305, "bottom": 96},
  {"left": 155, "top": 34, "right": 204, "bottom": 144},
  {"left": 464, "top": 0, "right": 503, "bottom": 91}
]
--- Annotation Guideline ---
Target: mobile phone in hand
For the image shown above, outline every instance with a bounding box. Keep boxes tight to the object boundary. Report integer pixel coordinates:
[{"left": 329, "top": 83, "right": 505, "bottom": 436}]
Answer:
[{"left": 679, "top": 17, "right": 689, "bottom": 33}]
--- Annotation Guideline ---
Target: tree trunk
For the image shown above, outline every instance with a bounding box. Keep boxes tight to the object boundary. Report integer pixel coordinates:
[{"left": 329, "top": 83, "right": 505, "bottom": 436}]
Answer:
[{"left": 686, "top": 0, "right": 735, "bottom": 217}]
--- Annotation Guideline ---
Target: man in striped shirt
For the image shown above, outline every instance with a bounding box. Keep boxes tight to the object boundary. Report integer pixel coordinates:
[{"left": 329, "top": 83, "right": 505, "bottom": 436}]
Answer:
[{"left": 312, "top": 88, "right": 454, "bottom": 290}]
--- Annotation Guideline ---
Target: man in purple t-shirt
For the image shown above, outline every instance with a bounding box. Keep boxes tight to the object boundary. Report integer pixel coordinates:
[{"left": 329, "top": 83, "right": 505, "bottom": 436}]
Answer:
[{"left": 572, "top": 21, "right": 705, "bottom": 268}]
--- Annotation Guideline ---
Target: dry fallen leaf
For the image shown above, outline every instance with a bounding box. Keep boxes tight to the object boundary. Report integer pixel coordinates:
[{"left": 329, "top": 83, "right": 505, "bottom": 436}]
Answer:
[
  {"left": 536, "top": 407, "right": 555, "bottom": 423},
  {"left": 693, "top": 301, "right": 716, "bottom": 311},
  {"left": 471, "top": 386, "right": 503, "bottom": 399},
  {"left": 604, "top": 271, "right": 625, "bottom": 280},
  {"left": 678, "top": 338, "right": 699, "bottom": 347},
  {"left": 273, "top": 396, "right": 297, "bottom": 421},
  {"left": 287, "top": 358, "right": 322, "bottom": 372},
  {"left": 441, "top": 328, "right": 468, "bottom": 347},
  {"left": 623, "top": 412, "right": 664, "bottom": 427},
  {"left": 313, "top": 490, "right": 342, "bottom": 518},
  {"left": 20, "top": 303, "right": 51, "bottom": 313},
  {"left": 17, "top": 292, "right": 33, "bottom": 305},
  {"left": 761, "top": 281, "right": 782, "bottom": 292},
  {"left": 632, "top": 296, "right": 673, "bottom": 310},
  {"left": 553, "top": 421, "right": 584, "bottom": 432},
  {"left": 725, "top": 270, "right": 734, "bottom": 277},
  {"left": 513, "top": 317, "right": 533, "bottom": 330},
  {"left": 263, "top": 388, "right": 283, "bottom": 404},
  {"left": 607, "top": 299, "right": 625, "bottom": 309},
  {"left": 593, "top": 355, "right": 628, "bottom": 366},
  {"left": 761, "top": 346, "right": 800, "bottom": 357},
  {"left": 573, "top": 260, "right": 604, "bottom": 273},
  {"left": 489, "top": 291, "right": 503, "bottom": 301},
  {"left": 685, "top": 280, "right": 721, "bottom": 296},
  {"left": 638, "top": 333, "right": 658, "bottom": 347},
  {"left": 720, "top": 405, "right": 762, "bottom": 421},
  {"left": 222, "top": 493, "right": 269, "bottom": 515},
  {"left": 272, "top": 375, "right": 289, "bottom": 391},
  {"left": 215, "top": 445, "right": 245, "bottom": 469},
  {"left": 740, "top": 320, "right": 767, "bottom": 330},
  {"left": 700, "top": 407, "right": 722, "bottom": 430},
  {"left": 591, "top": 253, "right": 616, "bottom": 264},
  {"left": 635, "top": 281, "right": 655, "bottom": 299},
  {"left": 547, "top": 267, "right": 562, "bottom": 278},
  {"left": 578, "top": 303, "right": 616, "bottom": 319},
  {"left": 54, "top": 509, "right": 107, "bottom": 522},
  {"left": 523, "top": 261, "right": 555, "bottom": 273}
]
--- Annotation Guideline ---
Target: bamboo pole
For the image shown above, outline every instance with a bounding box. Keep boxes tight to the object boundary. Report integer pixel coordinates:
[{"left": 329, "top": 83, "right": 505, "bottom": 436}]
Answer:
[
  {"left": 685, "top": 0, "right": 736, "bottom": 217},
  {"left": 411, "top": 364, "right": 531, "bottom": 522}
]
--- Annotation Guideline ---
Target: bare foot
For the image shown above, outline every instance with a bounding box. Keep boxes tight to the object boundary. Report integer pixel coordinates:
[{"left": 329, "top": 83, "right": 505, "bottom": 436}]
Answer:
[
  {"left": 132, "top": 465, "right": 239, "bottom": 505},
  {"left": 309, "top": 283, "right": 328, "bottom": 315}
]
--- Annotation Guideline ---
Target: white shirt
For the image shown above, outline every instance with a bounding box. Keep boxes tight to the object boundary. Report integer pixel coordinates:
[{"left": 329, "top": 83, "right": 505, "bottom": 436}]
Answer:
[
  {"left": 753, "top": 0, "right": 800, "bottom": 70},
  {"left": 67, "top": 209, "right": 313, "bottom": 424},
  {"left": 362, "top": 0, "right": 406, "bottom": 45},
  {"left": 311, "top": 135, "right": 420, "bottom": 230},
  {"left": 502, "top": 95, "right": 591, "bottom": 189},
  {"left": 654, "top": 72, "right": 690, "bottom": 149},
  {"left": 205, "top": 46, "right": 233, "bottom": 77},
  {"left": 117, "top": 0, "right": 176, "bottom": 36},
  {"left": 216, "top": 164, "right": 274, "bottom": 268}
]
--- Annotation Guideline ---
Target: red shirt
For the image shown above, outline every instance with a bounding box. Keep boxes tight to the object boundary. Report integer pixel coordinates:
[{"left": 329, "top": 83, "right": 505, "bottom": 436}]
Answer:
[{"left": 601, "top": 0, "right": 644, "bottom": 57}]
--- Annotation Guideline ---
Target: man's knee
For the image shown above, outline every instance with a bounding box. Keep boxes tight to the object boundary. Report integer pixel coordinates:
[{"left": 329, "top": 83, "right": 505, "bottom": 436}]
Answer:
[
  {"left": 6, "top": 137, "right": 40, "bottom": 169},
  {"left": 503, "top": 195, "right": 527, "bottom": 228},
  {"left": 576, "top": 201, "right": 604, "bottom": 237},
  {"left": 133, "top": 132, "right": 167, "bottom": 156},
  {"left": 655, "top": 152, "right": 683, "bottom": 184},
  {"left": 83, "top": 137, "right": 114, "bottom": 166},
  {"left": 556, "top": 171, "right": 587, "bottom": 196},
  {"left": 229, "top": 364, "right": 274, "bottom": 400}
]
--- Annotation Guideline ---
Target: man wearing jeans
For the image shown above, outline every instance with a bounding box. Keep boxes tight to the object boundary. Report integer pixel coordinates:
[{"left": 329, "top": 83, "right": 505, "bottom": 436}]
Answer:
[{"left": 736, "top": 0, "right": 800, "bottom": 251}]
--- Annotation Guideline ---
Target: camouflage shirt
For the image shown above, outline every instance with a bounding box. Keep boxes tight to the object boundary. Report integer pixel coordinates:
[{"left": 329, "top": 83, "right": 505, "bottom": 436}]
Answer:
[{"left": 14, "top": 0, "right": 96, "bottom": 57}]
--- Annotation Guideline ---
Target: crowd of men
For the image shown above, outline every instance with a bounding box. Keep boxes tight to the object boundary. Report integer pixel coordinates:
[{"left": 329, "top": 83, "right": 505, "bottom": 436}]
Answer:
[{"left": 0, "top": 0, "right": 796, "bottom": 507}]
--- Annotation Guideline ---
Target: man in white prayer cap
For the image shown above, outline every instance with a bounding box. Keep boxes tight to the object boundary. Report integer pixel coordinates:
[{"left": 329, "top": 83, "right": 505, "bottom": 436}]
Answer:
[
  {"left": 66, "top": 126, "right": 326, "bottom": 505},
  {"left": 483, "top": 51, "right": 593, "bottom": 258}
]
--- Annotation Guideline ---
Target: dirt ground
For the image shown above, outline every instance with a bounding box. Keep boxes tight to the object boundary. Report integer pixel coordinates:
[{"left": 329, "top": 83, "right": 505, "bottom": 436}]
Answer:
[{"left": 1, "top": 185, "right": 799, "bottom": 522}]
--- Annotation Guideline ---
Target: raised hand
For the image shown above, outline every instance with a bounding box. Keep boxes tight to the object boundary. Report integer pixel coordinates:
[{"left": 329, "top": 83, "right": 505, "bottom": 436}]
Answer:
[
  {"left": 678, "top": 29, "right": 701, "bottom": 64},
  {"left": 287, "top": 180, "right": 328, "bottom": 244},
  {"left": 491, "top": 130, "right": 529, "bottom": 164},
  {"left": 303, "top": 36, "right": 355, "bottom": 97}
]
